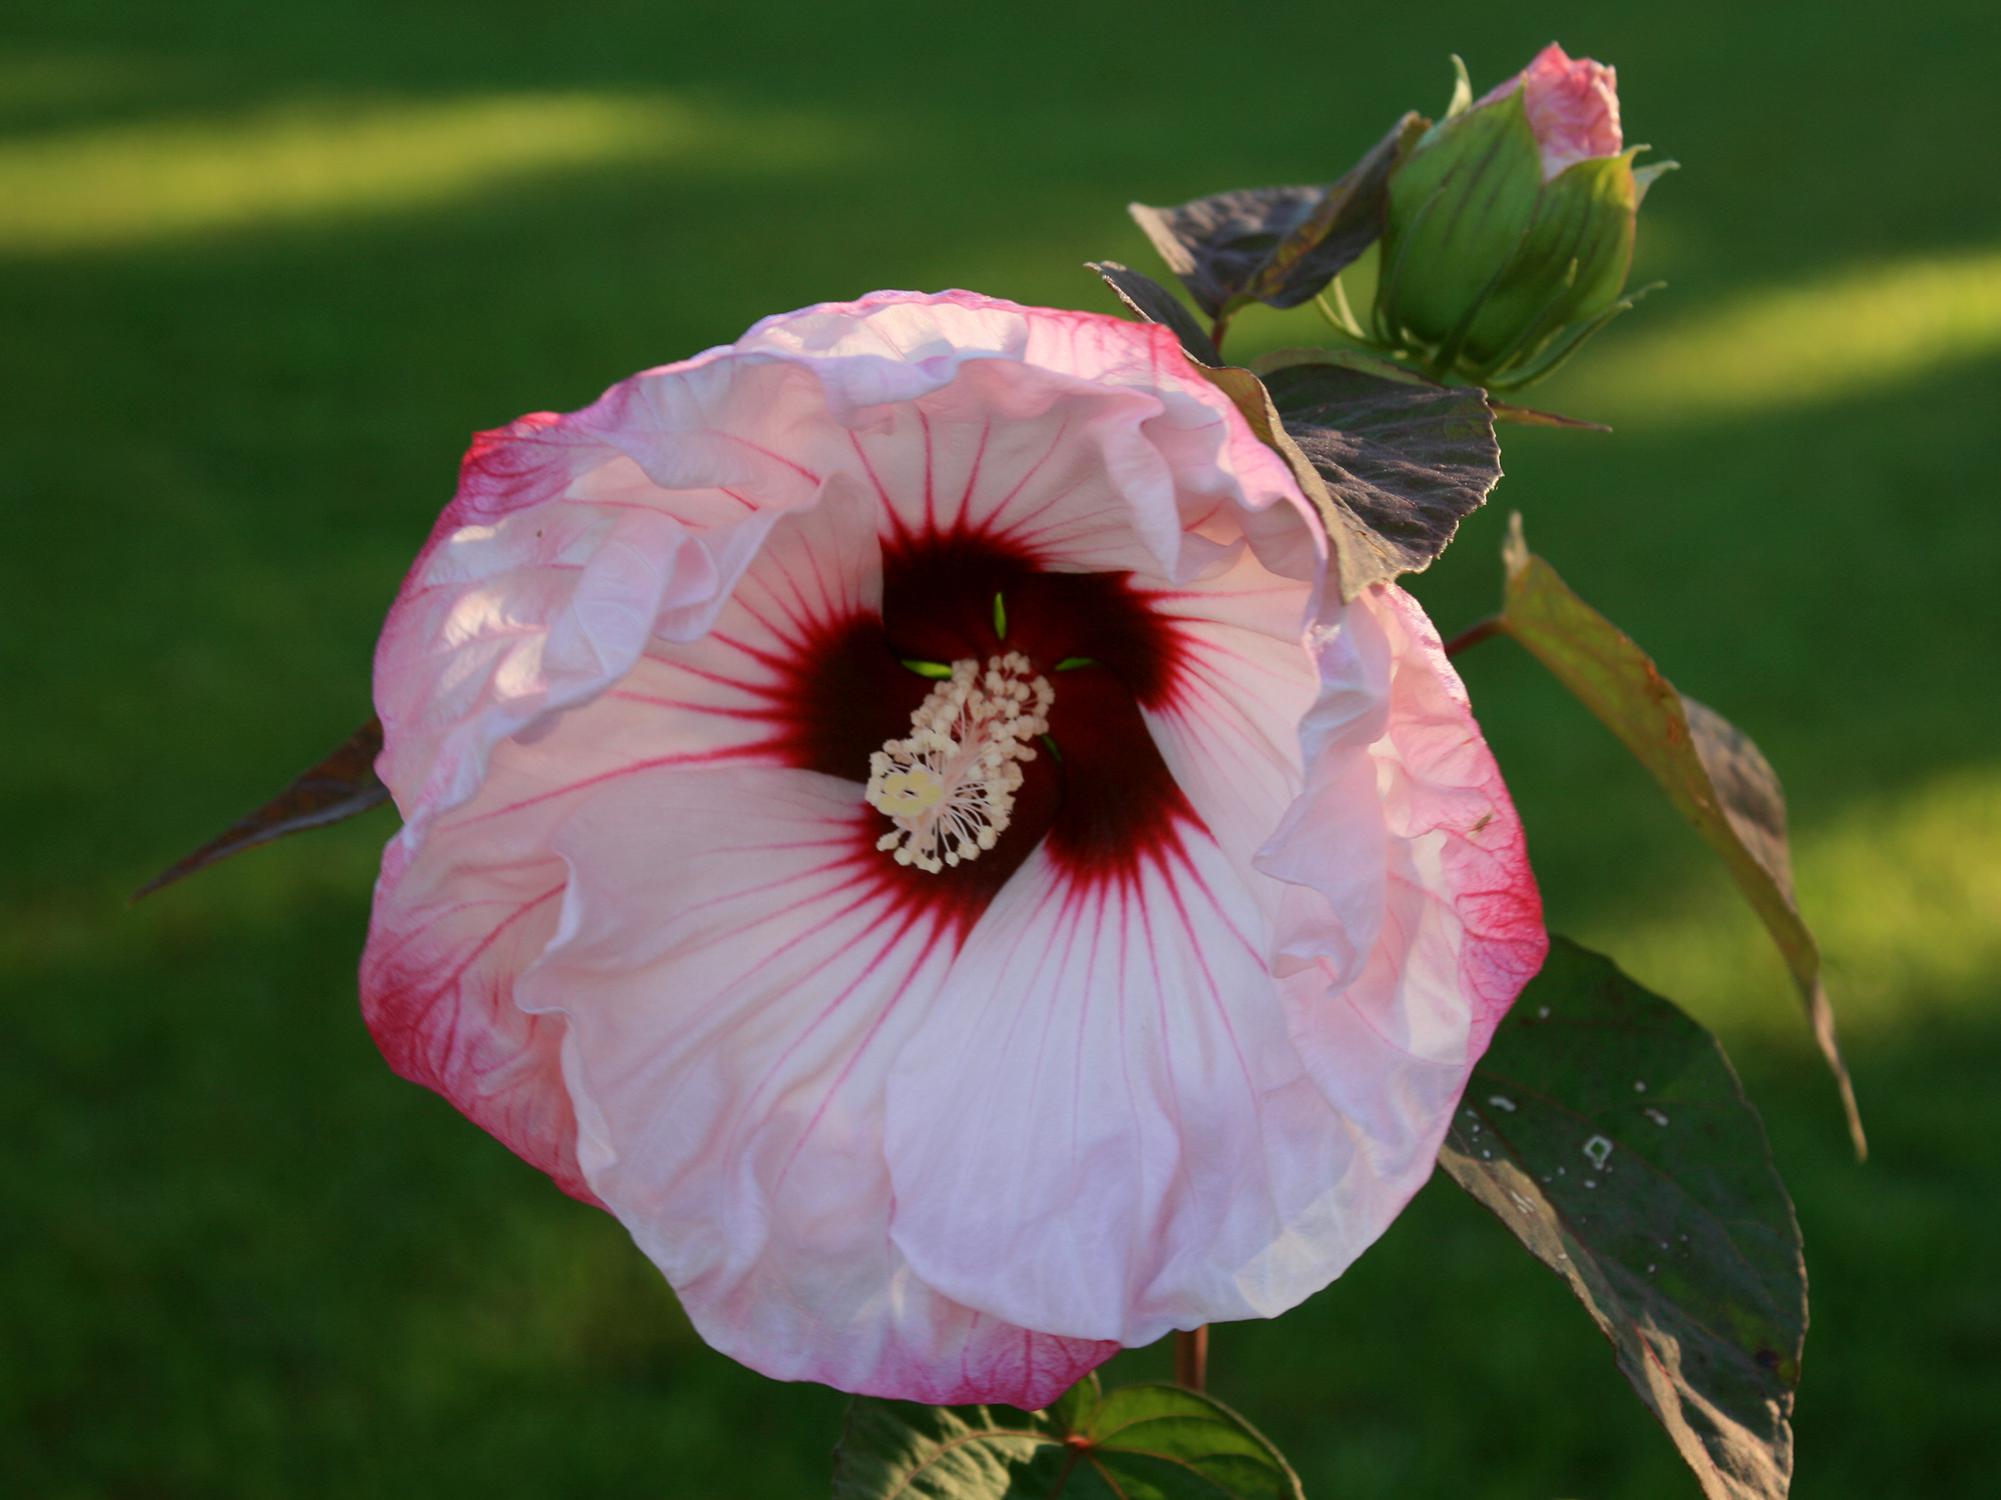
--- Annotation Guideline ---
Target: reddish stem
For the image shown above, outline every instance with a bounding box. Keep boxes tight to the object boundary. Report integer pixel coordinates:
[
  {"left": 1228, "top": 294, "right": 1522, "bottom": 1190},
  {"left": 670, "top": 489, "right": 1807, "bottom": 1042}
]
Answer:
[
  {"left": 1174, "top": 1326, "right": 1209, "bottom": 1392},
  {"left": 1442, "top": 616, "right": 1504, "bottom": 658}
]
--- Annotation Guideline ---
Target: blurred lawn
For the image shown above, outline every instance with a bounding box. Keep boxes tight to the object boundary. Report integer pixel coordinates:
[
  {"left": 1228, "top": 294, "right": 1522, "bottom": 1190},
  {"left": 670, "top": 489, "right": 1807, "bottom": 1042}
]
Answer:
[{"left": 5, "top": 1, "right": 2000, "bottom": 1495}]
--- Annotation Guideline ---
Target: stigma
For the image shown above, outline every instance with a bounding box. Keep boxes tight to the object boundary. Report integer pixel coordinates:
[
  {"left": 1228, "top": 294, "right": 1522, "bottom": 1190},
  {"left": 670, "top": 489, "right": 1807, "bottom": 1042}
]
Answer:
[{"left": 865, "top": 652, "right": 1055, "bottom": 873}]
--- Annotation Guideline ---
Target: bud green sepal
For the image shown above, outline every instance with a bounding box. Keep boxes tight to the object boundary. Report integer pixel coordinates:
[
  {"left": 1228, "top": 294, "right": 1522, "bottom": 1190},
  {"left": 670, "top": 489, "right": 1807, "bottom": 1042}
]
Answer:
[
  {"left": 1376, "top": 88, "right": 1544, "bottom": 355},
  {"left": 1462, "top": 146, "right": 1642, "bottom": 373}
]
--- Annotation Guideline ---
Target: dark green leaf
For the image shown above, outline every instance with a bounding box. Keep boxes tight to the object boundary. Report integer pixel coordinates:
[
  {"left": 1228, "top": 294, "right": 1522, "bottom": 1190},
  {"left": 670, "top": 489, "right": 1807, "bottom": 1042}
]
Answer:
[
  {"left": 1261, "top": 357, "right": 1500, "bottom": 591},
  {"left": 1493, "top": 517, "right": 1865, "bottom": 1156},
  {"left": 831, "top": 1374, "right": 1304, "bottom": 1500},
  {"left": 134, "top": 717, "right": 389, "bottom": 899},
  {"left": 1440, "top": 938, "right": 1806, "bottom": 1500},
  {"left": 1087, "top": 260, "right": 1221, "bottom": 365},
  {"left": 1130, "top": 113, "right": 1422, "bottom": 318}
]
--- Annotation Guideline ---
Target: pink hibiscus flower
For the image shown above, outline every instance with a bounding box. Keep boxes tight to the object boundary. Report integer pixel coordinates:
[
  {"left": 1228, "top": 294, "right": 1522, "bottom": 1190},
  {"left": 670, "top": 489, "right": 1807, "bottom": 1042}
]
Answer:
[
  {"left": 362, "top": 290, "right": 1546, "bottom": 1407},
  {"left": 1482, "top": 41, "right": 1624, "bottom": 179}
]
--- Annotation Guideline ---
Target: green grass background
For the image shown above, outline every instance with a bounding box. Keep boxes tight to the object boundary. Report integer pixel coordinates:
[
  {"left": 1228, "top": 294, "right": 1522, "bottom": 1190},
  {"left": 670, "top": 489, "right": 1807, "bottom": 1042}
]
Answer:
[{"left": 5, "top": 2, "right": 1998, "bottom": 1494}]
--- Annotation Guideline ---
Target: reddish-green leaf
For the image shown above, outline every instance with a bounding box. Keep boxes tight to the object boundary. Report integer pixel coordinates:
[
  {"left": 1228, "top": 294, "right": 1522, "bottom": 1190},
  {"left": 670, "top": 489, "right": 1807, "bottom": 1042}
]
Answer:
[
  {"left": 1493, "top": 516, "right": 1864, "bottom": 1156},
  {"left": 1441, "top": 938, "right": 1806, "bottom": 1500},
  {"left": 1488, "top": 400, "right": 1611, "bottom": 432},
  {"left": 134, "top": 718, "right": 389, "bottom": 899}
]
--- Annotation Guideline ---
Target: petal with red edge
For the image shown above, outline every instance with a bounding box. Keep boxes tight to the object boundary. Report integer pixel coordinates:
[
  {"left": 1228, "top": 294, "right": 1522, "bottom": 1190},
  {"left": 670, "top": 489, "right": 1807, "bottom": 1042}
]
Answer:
[
  {"left": 1266, "top": 584, "right": 1546, "bottom": 1141},
  {"left": 361, "top": 804, "right": 594, "bottom": 1204}
]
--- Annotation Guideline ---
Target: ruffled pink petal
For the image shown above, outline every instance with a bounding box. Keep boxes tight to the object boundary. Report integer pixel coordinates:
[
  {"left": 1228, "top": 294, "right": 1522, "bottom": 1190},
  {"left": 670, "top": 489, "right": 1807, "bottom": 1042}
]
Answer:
[
  {"left": 373, "top": 358, "right": 834, "bottom": 838},
  {"left": 375, "top": 294, "right": 1317, "bottom": 847},
  {"left": 1261, "top": 585, "right": 1546, "bottom": 1168},
  {"left": 882, "top": 586, "right": 1540, "bottom": 1349},
  {"left": 1479, "top": 41, "right": 1623, "bottom": 179},
  {"left": 360, "top": 483, "right": 883, "bottom": 1207},
  {"left": 742, "top": 292, "right": 1314, "bottom": 585},
  {"left": 883, "top": 828, "right": 1355, "bottom": 1345},
  {"left": 516, "top": 764, "right": 1112, "bottom": 1404}
]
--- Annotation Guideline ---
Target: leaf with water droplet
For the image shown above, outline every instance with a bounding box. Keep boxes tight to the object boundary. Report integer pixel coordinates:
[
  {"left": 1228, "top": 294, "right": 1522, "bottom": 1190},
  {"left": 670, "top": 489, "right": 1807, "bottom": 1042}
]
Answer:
[{"left": 1440, "top": 937, "right": 1806, "bottom": 1500}]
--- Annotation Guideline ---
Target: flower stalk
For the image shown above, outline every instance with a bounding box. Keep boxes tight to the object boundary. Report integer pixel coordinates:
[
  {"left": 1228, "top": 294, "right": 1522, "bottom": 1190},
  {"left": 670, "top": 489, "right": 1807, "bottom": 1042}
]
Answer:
[{"left": 1173, "top": 1327, "right": 1210, "bottom": 1393}]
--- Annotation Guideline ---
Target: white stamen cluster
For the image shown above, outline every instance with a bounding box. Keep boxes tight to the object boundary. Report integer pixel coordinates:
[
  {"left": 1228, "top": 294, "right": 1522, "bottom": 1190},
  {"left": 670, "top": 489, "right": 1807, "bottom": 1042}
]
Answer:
[{"left": 865, "top": 652, "right": 1055, "bottom": 874}]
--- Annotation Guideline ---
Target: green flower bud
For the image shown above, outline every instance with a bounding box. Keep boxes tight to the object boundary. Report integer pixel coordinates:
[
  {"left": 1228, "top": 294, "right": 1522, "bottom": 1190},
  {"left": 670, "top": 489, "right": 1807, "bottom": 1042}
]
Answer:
[{"left": 1373, "top": 46, "right": 1670, "bottom": 387}]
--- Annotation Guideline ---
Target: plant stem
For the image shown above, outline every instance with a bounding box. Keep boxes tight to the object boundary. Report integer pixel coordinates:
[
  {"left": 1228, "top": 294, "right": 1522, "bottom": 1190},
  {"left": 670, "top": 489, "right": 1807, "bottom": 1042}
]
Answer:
[
  {"left": 1174, "top": 1326, "right": 1209, "bottom": 1392},
  {"left": 1208, "top": 316, "right": 1230, "bottom": 359},
  {"left": 1443, "top": 616, "right": 1504, "bottom": 658}
]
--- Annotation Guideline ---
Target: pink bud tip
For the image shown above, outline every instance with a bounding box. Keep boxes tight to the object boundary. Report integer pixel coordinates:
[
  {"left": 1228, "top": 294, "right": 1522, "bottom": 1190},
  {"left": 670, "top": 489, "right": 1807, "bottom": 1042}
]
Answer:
[{"left": 1481, "top": 41, "right": 1623, "bottom": 179}]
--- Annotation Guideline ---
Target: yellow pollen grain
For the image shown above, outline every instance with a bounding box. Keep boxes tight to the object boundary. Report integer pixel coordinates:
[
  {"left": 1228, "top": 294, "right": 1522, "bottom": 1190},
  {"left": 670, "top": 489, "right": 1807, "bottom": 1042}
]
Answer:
[{"left": 873, "top": 769, "right": 945, "bottom": 816}]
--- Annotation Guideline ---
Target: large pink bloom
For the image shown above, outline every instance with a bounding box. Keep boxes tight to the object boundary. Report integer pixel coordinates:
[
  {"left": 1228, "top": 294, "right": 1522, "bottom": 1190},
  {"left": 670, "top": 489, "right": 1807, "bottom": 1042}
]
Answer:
[
  {"left": 362, "top": 291, "right": 1545, "bottom": 1406},
  {"left": 1481, "top": 41, "right": 1624, "bottom": 179}
]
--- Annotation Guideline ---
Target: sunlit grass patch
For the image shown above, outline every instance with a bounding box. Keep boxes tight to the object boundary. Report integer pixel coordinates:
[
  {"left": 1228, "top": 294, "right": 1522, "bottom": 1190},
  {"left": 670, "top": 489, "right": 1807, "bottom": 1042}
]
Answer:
[
  {"left": 1574, "top": 248, "right": 2001, "bottom": 419},
  {"left": 0, "top": 91, "right": 866, "bottom": 252},
  {"left": 1580, "top": 763, "right": 2001, "bottom": 1039}
]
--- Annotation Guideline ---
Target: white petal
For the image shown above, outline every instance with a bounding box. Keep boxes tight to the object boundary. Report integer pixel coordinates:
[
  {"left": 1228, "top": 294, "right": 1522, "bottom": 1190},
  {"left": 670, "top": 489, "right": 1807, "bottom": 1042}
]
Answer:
[
  {"left": 883, "top": 833, "right": 1353, "bottom": 1344},
  {"left": 1138, "top": 542, "right": 1323, "bottom": 910},
  {"left": 517, "top": 765, "right": 1111, "bottom": 1402}
]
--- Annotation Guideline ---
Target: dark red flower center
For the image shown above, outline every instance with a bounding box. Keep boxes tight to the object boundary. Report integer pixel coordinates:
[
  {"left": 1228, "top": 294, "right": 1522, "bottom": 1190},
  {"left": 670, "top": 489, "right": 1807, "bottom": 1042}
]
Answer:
[{"left": 761, "top": 534, "right": 1200, "bottom": 937}]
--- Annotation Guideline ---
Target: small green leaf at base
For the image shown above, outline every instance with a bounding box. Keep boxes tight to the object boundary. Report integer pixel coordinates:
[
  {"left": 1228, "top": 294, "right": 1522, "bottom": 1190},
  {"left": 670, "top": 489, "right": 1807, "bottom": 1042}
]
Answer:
[
  {"left": 832, "top": 1374, "right": 1305, "bottom": 1500},
  {"left": 1441, "top": 938, "right": 1806, "bottom": 1500},
  {"left": 1493, "top": 515, "right": 1865, "bottom": 1157}
]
